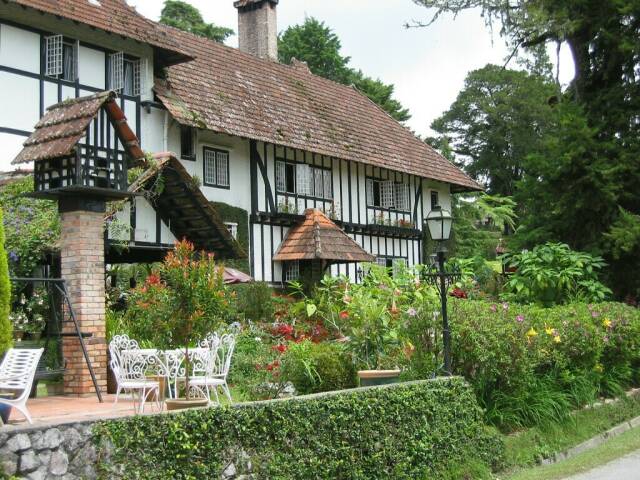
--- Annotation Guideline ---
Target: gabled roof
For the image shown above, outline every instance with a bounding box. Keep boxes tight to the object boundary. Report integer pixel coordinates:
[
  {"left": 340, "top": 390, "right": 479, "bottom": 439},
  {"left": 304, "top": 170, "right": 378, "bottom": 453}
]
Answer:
[
  {"left": 12, "top": 90, "right": 143, "bottom": 164},
  {"left": 7, "top": 0, "right": 191, "bottom": 65},
  {"left": 154, "top": 25, "right": 481, "bottom": 192},
  {"left": 129, "top": 153, "right": 246, "bottom": 260},
  {"left": 274, "top": 208, "right": 375, "bottom": 263}
]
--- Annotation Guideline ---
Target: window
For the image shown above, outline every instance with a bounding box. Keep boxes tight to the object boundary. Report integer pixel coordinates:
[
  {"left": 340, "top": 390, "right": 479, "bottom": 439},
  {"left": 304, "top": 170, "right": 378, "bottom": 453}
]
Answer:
[
  {"left": 275, "top": 161, "right": 332, "bottom": 198},
  {"left": 430, "top": 191, "right": 440, "bottom": 210},
  {"left": 109, "top": 52, "right": 145, "bottom": 96},
  {"left": 366, "top": 179, "right": 410, "bottom": 211},
  {"left": 376, "top": 257, "right": 408, "bottom": 277},
  {"left": 45, "top": 35, "right": 77, "bottom": 81},
  {"left": 224, "top": 222, "right": 238, "bottom": 240},
  {"left": 284, "top": 261, "right": 300, "bottom": 282},
  {"left": 203, "top": 147, "right": 230, "bottom": 188},
  {"left": 180, "top": 126, "right": 195, "bottom": 160}
]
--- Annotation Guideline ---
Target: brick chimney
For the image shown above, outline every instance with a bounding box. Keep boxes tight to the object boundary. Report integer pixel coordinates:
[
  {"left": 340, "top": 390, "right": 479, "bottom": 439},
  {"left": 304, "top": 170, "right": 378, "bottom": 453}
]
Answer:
[{"left": 234, "top": 0, "right": 278, "bottom": 61}]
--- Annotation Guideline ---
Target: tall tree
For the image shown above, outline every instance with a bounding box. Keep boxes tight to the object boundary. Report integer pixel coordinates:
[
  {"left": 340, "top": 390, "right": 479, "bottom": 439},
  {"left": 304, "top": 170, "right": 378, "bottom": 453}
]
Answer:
[
  {"left": 431, "top": 64, "right": 556, "bottom": 197},
  {"left": 279, "top": 17, "right": 411, "bottom": 122},
  {"left": 414, "top": 0, "right": 640, "bottom": 298},
  {"left": 160, "top": 0, "right": 233, "bottom": 43}
]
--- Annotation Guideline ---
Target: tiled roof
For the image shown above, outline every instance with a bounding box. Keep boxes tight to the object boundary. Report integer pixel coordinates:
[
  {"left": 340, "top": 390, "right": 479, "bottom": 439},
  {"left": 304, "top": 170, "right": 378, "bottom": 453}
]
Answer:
[
  {"left": 274, "top": 208, "right": 375, "bottom": 263},
  {"left": 12, "top": 91, "right": 143, "bottom": 164},
  {"left": 129, "top": 153, "right": 246, "bottom": 260},
  {"left": 154, "top": 25, "right": 481, "bottom": 192},
  {"left": 7, "top": 0, "right": 191, "bottom": 64}
]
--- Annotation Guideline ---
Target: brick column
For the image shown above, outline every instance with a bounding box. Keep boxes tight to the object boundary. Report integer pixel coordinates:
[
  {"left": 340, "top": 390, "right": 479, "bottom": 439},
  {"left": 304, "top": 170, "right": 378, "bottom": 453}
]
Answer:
[{"left": 59, "top": 198, "right": 107, "bottom": 396}]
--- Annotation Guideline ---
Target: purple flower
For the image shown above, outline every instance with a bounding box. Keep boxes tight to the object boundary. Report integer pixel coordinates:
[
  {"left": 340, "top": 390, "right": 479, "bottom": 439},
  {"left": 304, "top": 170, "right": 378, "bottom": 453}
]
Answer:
[
  {"left": 8, "top": 251, "right": 18, "bottom": 263},
  {"left": 407, "top": 307, "right": 417, "bottom": 317},
  {"left": 516, "top": 315, "right": 524, "bottom": 323}
]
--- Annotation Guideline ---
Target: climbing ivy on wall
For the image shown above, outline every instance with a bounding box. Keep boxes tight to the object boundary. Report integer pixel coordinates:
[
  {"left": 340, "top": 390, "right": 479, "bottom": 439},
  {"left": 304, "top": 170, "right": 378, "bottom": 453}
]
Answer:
[{"left": 211, "top": 201, "right": 250, "bottom": 273}]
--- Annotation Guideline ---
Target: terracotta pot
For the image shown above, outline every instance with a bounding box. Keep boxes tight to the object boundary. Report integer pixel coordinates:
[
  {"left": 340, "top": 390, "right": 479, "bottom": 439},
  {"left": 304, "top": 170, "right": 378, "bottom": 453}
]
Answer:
[
  {"left": 357, "top": 369, "right": 401, "bottom": 387},
  {"left": 165, "top": 398, "right": 209, "bottom": 411}
]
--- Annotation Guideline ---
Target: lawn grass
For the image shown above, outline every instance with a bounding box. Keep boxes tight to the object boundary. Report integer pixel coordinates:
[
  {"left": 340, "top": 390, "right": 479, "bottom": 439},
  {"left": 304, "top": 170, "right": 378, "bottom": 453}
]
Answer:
[
  {"left": 505, "top": 426, "right": 640, "bottom": 480},
  {"left": 501, "top": 396, "right": 640, "bottom": 477}
]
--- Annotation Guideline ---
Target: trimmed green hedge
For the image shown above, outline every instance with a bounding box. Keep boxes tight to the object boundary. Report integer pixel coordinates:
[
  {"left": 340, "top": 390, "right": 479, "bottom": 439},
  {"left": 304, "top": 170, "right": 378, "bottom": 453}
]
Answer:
[{"left": 94, "top": 378, "right": 503, "bottom": 479}]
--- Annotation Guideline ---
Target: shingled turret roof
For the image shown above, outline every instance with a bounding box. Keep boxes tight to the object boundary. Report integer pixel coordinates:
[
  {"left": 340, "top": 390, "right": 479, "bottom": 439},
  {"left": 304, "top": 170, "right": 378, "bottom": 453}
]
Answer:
[
  {"left": 154, "top": 25, "right": 481, "bottom": 192},
  {"left": 274, "top": 209, "right": 375, "bottom": 263}
]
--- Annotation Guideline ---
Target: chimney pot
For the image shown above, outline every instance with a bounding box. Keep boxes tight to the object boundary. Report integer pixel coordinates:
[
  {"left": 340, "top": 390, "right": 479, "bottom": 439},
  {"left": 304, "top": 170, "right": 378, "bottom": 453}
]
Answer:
[{"left": 234, "top": 0, "right": 279, "bottom": 61}]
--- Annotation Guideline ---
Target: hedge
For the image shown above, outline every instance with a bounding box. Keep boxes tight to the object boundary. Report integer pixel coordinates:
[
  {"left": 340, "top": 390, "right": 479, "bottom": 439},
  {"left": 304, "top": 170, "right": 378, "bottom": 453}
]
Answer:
[
  {"left": 94, "top": 378, "right": 504, "bottom": 479},
  {"left": 0, "top": 208, "right": 11, "bottom": 354}
]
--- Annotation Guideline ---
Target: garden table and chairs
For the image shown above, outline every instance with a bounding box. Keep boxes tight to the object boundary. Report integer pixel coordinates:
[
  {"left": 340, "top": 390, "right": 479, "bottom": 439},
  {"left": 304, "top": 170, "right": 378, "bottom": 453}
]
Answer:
[{"left": 109, "top": 334, "right": 236, "bottom": 414}]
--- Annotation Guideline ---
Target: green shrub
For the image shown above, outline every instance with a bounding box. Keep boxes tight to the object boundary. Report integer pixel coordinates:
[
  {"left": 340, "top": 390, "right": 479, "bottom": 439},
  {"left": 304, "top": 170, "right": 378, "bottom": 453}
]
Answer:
[
  {"left": 502, "top": 242, "right": 611, "bottom": 305},
  {"left": 0, "top": 208, "right": 11, "bottom": 354},
  {"left": 94, "top": 378, "right": 504, "bottom": 479},
  {"left": 448, "top": 299, "right": 640, "bottom": 430},
  {"left": 232, "top": 281, "right": 275, "bottom": 322},
  {"left": 280, "top": 340, "right": 356, "bottom": 394}
]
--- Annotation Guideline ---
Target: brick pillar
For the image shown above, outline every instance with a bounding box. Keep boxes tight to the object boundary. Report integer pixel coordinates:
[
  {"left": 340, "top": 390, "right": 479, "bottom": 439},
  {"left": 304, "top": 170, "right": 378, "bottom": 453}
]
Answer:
[{"left": 59, "top": 198, "right": 107, "bottom": 396}]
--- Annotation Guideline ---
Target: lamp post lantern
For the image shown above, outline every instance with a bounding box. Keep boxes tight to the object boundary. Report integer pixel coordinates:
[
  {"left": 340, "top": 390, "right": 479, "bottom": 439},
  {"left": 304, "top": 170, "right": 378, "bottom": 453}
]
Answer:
[{"left": 424, "top": 207, "right": 458, "bottom": 376}]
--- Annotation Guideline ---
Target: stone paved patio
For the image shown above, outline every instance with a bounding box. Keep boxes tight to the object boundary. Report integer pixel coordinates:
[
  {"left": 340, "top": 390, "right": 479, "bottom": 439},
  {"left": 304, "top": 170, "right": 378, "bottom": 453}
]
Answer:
[{"left": 4, "top": 394, "right": 163, "bottom": 428}]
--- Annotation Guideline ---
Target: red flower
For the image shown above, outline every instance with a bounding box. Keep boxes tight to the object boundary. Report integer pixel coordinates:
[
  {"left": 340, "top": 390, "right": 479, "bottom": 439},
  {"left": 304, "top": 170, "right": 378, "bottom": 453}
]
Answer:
[
  {"left": 273, "top": 344, "right": 288, "bottom": 354},
  {"left": 146, "top": 273, "right": 161, "bottom": 286},
  {"left": 275, "top": 323, "right": 294, "bottom": 337},
  {"left": 339, "top": 311, "right": 349, "bottom": 320},
  {"left": 450, "top": 288, "right": 468, "bottom": 299}
]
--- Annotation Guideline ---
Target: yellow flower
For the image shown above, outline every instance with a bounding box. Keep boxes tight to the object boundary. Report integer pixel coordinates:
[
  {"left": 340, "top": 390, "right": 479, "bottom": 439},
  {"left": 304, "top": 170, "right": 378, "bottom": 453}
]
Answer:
[
  {"left": 544, "top": 325, "right": 554, "bottom": 335},
  {"left": 526, "top": 327, "right": 538, "bottom": 337},
  {"left": 594, "top": 363, "right": 604, "bottom": 373},
  {"left": 602, "top": 318, "right": 612, "bottom": 328},
  {"left": 553, "top": 335, "right": 561, "bottom": 344}
]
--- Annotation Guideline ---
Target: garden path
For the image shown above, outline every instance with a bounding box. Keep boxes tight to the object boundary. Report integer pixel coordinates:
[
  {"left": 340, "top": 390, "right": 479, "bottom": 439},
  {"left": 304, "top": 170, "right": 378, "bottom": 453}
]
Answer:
[{"left": 565, "top": 449, "right": 640, "bottom": 479}]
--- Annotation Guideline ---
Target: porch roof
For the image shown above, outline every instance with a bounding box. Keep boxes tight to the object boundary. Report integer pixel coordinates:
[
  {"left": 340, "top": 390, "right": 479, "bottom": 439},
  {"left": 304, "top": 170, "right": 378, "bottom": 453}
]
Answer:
[
  {"left": 129, "top": 153, "right": 246, "bottom": 260},
  {"left": 273, "top": 208, "right": 375, "bottom": 263},
  {"left": 12, "top": 91, "right": 143, "bottom": 165}
]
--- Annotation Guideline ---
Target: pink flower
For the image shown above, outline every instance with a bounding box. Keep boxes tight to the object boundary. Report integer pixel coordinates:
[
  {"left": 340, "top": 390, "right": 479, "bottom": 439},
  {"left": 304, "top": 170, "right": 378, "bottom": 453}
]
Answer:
[
  {"left": 502, "top": 302, "right": 509, "bottom": 311},
  {"left": 591, "top": 311, "right": 599, "bottom": 318},
  {"left": 490, "top": 304, "right": 497, "bottom": 313},
  {"left": 407, "top": 307, "right": 417, "bottom": 317},
  {"left": 516, "top": 315, "right": 524, "bottom": 323}
]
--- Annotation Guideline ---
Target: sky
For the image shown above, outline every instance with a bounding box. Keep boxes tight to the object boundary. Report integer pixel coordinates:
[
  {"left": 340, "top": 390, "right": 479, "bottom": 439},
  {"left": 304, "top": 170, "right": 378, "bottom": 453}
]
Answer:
[{"left": 127, "top": 0, "right": 574, "bottom": 137}]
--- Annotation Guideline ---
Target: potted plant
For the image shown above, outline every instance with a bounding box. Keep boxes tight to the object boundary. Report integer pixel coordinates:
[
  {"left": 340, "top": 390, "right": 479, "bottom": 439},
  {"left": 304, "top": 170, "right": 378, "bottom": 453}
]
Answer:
[{"left": 125, "top": 239, "right": 230, "bottom": 410}]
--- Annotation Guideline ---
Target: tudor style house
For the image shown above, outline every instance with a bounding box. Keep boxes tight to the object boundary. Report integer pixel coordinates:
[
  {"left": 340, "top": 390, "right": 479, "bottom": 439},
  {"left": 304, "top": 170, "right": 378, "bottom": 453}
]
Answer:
[{"left": 0, "top": 0, "right": 480, "bottom": 285}]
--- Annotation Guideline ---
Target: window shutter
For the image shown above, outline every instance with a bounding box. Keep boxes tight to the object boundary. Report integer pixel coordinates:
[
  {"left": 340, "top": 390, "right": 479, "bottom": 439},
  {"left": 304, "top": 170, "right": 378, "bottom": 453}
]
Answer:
[
  {"left": 204, "top": 148, "right": 217, "bottom": 185},
  {"left": 296, "top": 164, "right": 312, "bottom": 196},
  {"left": 109, "top": 52, "right": 124, "bottom": 91},
  {"left": 313, "top": 168, "right": 323, "bottom": 198},
  {"left": 395, "top": 183, "right": 409, "bottom": 211},
  {"left": 133, "top": 58, "right": 147, "bottom": 96},
  {"left": 366, "top": 178, "right": 374, "bottom": 206},
  {"left": 323, "top": 170, "right": 332, "bottom": 199},
  {"left": 381, "top": 180, "right": 395, "bottom": 208},
  {"left": 276, "top": 161, "right": 286, "bottom": 192},
  {"left": 45, "top": 35, "right": 63, "bottom": 76},
  {"left": 216, "top": 151, "right": 229, "bottom": 187}
]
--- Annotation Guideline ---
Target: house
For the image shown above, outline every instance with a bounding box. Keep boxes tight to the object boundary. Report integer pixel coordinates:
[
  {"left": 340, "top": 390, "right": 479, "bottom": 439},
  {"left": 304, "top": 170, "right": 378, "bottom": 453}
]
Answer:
[{"left": 0, "top": 0, "right": 480, "bottom": 285}]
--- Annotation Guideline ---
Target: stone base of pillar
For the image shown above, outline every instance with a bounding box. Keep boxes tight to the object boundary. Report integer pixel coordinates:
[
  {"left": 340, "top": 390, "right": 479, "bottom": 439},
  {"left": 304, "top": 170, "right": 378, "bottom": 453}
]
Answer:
[{"left": 59, "top": 200, "right": 107, "bottom": 397}]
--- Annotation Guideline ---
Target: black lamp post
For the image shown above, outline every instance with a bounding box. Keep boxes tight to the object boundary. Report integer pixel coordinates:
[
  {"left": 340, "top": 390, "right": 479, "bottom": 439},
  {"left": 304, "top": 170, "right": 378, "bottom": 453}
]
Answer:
[{"left": 424, "top": 207, "right": 458, "bottom": 376}]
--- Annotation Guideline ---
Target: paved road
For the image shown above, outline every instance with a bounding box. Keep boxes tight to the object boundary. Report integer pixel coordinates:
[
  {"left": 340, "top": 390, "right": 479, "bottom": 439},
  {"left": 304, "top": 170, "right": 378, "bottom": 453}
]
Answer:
[{"left": 566, "top": 449, "right": 640, "bottom": 479}]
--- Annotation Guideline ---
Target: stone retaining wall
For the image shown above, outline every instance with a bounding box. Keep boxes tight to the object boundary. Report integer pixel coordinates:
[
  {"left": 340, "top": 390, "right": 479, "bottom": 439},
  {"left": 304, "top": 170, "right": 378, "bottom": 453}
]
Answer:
[{"left": 0, "top": 421, "right": 98, "bottom": 479}]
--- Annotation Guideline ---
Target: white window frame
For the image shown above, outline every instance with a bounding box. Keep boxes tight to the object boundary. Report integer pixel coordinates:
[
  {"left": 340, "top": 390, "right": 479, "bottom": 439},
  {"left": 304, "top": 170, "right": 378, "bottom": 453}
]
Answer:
[
  {"left": 284, "top": 261, "right": 300, "bottom": 282},
  {"left": 224, "top": 222, "right": 238, "bottom": 240},
  {"left": 45, "top": 35, "right": 64, "bottom": 77},
  {"left": 109, "top": 51, "right": 124, "bottom": 92}
]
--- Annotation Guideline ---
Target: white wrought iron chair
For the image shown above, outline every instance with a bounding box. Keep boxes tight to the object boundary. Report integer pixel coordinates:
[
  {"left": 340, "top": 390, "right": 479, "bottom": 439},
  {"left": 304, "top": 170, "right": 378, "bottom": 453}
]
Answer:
[
  {"left": 0, "top": 348, "right": 44, "bottom": 424},
  {"left": 109, "top": 334, "right": 160, "bottom": 414},
  {"left": 190, "top": 333, "right": 235, "bottom": 404},
  {"left": 173, "top": 345, "right": 217, "bottom": 401}
]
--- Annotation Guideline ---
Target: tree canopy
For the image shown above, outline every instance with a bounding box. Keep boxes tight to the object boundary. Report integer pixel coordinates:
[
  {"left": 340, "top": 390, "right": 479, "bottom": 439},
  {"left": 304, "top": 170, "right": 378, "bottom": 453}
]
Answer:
[
  {"left": 279, "top": 17, "right": 411, "bottom": 122},
  {"left": 159, "top": 0, "right": 233, "bottom": 43},
  {"left": 415, "top": 0, "right": 640, "bottom": 299}
]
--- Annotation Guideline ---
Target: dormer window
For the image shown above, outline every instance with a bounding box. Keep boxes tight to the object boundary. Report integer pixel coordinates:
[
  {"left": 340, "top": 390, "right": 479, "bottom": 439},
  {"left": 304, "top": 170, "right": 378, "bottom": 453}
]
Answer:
[
  {"left": 45, "top": 35, "right": 77, "bottom": 81},
  {"left": 109, "top": 52, "right": 145, "bottom": 96}
]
